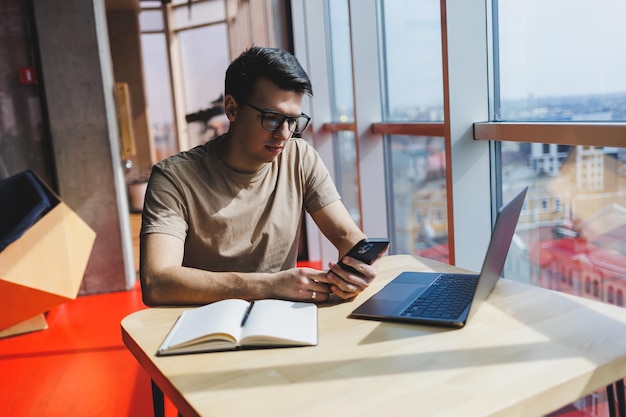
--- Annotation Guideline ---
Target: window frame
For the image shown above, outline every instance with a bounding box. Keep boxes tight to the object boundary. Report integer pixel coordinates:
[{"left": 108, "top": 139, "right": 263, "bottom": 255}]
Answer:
[{"left": 474, "top": 122, "right": 626, "bottom": 147}]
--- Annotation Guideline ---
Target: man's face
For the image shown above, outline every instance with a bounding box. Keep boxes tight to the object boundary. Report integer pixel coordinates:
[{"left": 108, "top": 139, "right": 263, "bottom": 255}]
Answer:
[{"left": 224, "top": 77, "right": 304, "bottom": 172}]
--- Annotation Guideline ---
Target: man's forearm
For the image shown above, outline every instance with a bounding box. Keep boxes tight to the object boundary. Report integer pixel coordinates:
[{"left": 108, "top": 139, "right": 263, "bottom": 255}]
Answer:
[{"left": 140, "top": 266, "right": 272, "bottom": 306}]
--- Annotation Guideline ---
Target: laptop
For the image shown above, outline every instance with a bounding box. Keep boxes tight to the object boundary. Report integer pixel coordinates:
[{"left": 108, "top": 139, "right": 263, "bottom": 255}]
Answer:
[{"left": 350, "top": 186, "right": 528, "bottom": 328}]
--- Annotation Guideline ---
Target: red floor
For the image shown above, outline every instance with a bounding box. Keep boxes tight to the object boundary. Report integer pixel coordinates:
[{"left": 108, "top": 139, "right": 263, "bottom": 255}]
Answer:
[{"left": 0, "top": 282, "right": 178, "bottom": 417}]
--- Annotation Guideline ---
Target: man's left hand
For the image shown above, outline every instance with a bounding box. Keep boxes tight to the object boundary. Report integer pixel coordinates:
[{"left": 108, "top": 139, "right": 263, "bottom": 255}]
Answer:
[{"left": 325, "top": 256, "right": 379, "bottom": 299}]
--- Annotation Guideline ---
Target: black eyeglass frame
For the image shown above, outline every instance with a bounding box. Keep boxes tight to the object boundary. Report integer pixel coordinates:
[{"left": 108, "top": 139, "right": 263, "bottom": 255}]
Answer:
[{"left": 245, "top": 102, "right": 311, "bottom": 135}]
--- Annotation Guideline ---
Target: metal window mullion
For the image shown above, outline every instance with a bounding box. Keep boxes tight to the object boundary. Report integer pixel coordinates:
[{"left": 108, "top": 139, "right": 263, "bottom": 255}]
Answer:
[
  {"left": 348, "top": 0, "right": 388, "bottom": 238},
  {"left": 163, "top": 2, "right": 189, "bottom": 152},
  {"left": 445, "top": 0, "right": 492, "bottom": 272},
  {"left": 292, "top": 0, "right": 338, "bottom": 265}
]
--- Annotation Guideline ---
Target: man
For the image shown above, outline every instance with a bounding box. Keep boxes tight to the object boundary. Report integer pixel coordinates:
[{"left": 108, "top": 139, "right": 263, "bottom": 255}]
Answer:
[{"left": 140, "top": 46, "right": 383, "bottom": 306}]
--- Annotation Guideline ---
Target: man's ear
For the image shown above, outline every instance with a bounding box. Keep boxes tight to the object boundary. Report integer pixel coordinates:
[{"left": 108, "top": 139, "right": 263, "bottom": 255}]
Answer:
[{"left": 224, "top": 95, "right": 239, "bottom": 122}]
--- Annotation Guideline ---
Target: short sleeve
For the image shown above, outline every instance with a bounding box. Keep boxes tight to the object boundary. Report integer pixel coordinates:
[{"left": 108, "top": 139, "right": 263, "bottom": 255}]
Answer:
[
  {"left": 141, "top": 165, "right": 189, "bottom": 241},
  {"left": 295, "top": 139, "right": 341, "bottom": 213}
]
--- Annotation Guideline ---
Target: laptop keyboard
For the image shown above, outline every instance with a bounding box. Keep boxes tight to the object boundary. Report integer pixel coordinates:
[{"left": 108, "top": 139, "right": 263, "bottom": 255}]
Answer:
[{"left": 400, "top": 274, "right": 478, "bottom": 320}]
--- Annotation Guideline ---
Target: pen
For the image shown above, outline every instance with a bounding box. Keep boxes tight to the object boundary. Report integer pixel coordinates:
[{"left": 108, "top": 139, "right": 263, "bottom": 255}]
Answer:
[{"left": 240, "top": 301, "right": 255, "bottom": 327}]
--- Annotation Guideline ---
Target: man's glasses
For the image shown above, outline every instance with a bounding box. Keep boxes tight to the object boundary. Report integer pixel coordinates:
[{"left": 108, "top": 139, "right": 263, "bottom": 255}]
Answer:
[{"left": 245, "top": 102, "right": 311, "bottom": 135}]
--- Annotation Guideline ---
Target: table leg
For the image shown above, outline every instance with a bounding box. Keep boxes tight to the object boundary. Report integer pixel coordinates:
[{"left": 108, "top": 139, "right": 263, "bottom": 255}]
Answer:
[
  {"left": 608, "top": 384, "right": 617, "bottom": 417},
  {"left": 607, "top": 380, "right": 626, "bottom": 417},
  {"left": 151, "top": 379, "right": 165, "bottom": 417},
  {"left": 617, "top": 379, "right": 625, "bottom": 417}
]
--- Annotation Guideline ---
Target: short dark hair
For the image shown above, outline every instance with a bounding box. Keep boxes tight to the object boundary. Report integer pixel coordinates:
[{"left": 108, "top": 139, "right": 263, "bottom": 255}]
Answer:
[{"left": 225, "top": 46, "right": 313, "bottom": 105}]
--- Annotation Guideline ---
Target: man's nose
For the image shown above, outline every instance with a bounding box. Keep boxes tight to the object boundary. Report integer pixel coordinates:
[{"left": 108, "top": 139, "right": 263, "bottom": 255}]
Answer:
[{"left": 273, "top": 119, "right": 293, "bottom": 140}]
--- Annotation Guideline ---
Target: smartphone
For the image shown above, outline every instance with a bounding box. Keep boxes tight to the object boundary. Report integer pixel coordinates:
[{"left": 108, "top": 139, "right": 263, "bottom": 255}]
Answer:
[{"left": 338, "top": 238, "right": 390, "bottom": 275}]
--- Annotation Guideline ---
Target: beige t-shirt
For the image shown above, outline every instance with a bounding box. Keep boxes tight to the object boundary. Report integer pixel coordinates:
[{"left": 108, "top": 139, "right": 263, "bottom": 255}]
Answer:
[{"left": 141, "top": 136, "right": 340, "bottom": 273}]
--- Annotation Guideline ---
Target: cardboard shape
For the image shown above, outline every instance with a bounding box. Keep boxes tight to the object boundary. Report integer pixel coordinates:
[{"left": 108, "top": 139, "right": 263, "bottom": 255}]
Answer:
[
  {"left": 0, "top": 171, "right": 96, "bottom": 334},
  {"left": 0, "top": 314, "right": 48, "bottom": 338}
]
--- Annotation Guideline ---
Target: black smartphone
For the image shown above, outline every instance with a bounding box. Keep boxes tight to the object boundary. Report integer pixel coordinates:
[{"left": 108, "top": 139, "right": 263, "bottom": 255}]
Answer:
[{"left": 338, "top": 238, "right": 390, "bottom": 275}]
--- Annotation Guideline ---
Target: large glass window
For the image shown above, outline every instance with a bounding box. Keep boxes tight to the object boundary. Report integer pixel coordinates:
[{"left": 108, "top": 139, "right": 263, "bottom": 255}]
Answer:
[
  {"left": 500, "top": 143, "right": 626, "bottom": 308},
  {"left": 388, "top": 136, "right": 448, "bottom": 261},
  {"left": 171, "top": 0, "right": 226, "bottom": 29},
  {"left": 494, "top": 0, "right": 626, "bottom": 308},
  {"left": 327, "top": 0, "right": 354, "bottom": 122},
  {"left": 379, "top": 0, "right": 447, "bottom": 261},
  {"left": 326, "top": 0, "right": 360, "bottom": 225},
  {"left": 140, "top": 0, "right": 230, "bottom": 156},
  {"left": 333, "top": 131, "right": 360, "bottom": 223},
  {"left": 380, "top": 0, "right": 444, "bottom": 121},
  {"left": 140, "top": 33, "right": 178, "bottom": 161},
  {"left": 178, "top": 23, "right": 230, "bottom": 147},
  {"left": 138, "top": 9, "right": 164, "bottom": 32},
  {"left": 496, "top": 0, "right": 626, "bottom": 121}
]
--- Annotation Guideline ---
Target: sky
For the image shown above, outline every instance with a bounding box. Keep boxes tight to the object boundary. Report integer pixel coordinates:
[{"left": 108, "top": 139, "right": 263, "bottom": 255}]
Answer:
[{"left": 497, "top": 0, "right": 626, "bottom": 100}]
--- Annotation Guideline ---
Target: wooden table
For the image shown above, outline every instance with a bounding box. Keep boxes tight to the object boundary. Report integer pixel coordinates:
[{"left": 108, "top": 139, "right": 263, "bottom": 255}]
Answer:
[{"left": 121, "top": 255, "right": 626, "bottom": 417}]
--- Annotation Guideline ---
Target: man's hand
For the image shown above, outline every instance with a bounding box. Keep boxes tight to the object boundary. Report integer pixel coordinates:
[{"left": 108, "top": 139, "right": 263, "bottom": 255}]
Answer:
[
  {"left": 325, "top": 255, "right": 381, "bottom": 299},
  {"left": 269, "top": 268, "right": 334, "bottom": 303}
]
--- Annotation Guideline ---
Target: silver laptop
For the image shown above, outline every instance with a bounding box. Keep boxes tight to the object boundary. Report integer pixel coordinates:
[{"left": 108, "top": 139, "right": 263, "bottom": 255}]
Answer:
[{"left": 350, "top": 187, "right": 528, "bottom": 328}]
